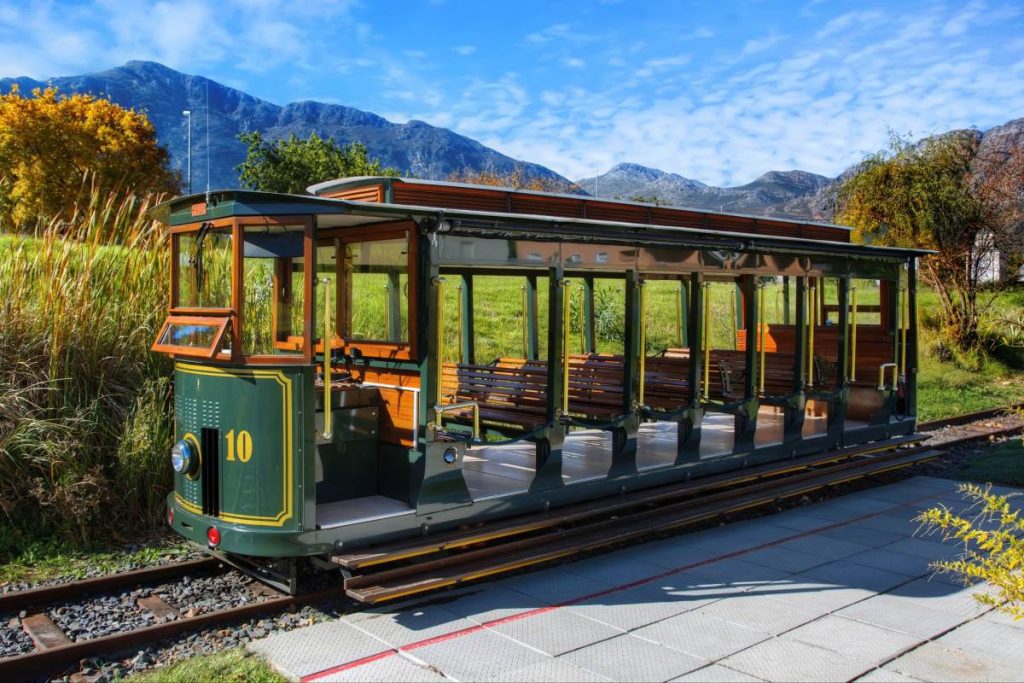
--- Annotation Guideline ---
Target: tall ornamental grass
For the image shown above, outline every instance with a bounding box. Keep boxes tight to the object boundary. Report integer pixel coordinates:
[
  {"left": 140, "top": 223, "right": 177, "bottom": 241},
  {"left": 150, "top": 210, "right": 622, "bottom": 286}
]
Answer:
[{"left": 0, "top": 186, "right": 172, "bottom": 557}]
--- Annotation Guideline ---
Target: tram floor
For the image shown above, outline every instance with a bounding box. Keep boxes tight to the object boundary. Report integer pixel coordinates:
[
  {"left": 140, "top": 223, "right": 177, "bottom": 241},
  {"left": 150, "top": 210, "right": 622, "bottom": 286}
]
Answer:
[
  {"left": 463, "top": 407, "right": 841, "bottom": 501},
  {"left": 316, "top": 409, "right": 865, "bottom": 525}
]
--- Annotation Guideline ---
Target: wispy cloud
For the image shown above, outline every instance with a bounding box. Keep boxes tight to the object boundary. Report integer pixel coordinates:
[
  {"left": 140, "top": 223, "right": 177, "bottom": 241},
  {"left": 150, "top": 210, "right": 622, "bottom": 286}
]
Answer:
[{"left": 453, "top": 45, "right": 477, "bottom": 56}]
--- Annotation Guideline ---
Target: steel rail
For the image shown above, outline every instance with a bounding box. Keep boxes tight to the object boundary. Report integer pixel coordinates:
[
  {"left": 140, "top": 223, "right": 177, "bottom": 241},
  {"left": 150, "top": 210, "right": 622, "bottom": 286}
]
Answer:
[{"left": 0, "top": 557, "right": 222, "bottom": 615}]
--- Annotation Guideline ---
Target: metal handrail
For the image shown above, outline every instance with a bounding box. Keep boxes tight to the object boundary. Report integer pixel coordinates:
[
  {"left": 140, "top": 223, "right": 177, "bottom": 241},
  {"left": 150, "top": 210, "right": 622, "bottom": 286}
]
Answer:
[
  {"left": 878, "top": 362, "right": 898, "bottom": 391},
  {"left": 435, "top": 401, "right": 481, "bottom": 441}
]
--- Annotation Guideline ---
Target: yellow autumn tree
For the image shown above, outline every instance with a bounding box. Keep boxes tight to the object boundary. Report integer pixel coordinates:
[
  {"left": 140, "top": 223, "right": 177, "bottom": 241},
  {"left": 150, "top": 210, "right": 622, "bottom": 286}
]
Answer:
[{"left": 0, "top": 86, "right": 179, "bottom": 229}]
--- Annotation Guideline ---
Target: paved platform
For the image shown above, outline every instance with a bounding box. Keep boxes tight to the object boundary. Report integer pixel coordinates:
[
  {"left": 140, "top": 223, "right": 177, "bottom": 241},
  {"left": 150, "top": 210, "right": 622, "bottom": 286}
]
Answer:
[{"left": 250, "top": 476, "right": 1024, "bottom": 682}]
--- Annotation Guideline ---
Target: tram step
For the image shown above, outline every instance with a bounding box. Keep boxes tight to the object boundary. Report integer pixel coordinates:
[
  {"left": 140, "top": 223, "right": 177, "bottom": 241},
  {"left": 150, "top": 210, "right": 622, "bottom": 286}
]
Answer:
[
  {"left": 343, "top": 447, "right": 942, "bottom": 604},
  {"left": 332, "top": 434, "right": 923, "bottom": 571}
]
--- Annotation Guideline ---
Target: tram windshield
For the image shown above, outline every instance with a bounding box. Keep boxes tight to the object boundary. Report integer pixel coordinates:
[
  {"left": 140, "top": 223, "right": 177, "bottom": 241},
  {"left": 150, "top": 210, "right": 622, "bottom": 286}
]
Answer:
[{"left": 175, "top": 226, "right": 232, "bottom": 309}]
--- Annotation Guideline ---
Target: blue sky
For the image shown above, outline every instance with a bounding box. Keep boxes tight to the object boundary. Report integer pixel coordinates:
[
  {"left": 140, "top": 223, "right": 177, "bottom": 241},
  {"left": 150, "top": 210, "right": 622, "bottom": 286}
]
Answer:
[{"left": 1, "top": 0, "right": 1022, "bottom": 186}]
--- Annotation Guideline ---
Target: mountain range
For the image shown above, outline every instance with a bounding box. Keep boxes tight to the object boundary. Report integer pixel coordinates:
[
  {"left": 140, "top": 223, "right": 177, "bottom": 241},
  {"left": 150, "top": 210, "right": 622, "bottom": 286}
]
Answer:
[
  {"left": 0, "top": 60, "right": 564, "bottom": 191},
  {"left": 2, "top": 61, "right": 1020, "bottom": 222}
]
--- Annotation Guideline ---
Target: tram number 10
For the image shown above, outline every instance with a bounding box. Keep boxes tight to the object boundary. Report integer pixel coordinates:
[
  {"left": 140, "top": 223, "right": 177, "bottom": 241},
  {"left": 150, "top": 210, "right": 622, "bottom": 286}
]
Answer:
[{"left": 225, "top": 429, "right": 254, "bottom": 463}]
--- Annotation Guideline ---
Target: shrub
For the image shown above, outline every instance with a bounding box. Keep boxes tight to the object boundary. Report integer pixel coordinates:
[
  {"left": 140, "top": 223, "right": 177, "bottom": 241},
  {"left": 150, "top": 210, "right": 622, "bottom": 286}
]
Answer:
[{"left": 916, "top": 482, "right": 1024, "bottom": 620}]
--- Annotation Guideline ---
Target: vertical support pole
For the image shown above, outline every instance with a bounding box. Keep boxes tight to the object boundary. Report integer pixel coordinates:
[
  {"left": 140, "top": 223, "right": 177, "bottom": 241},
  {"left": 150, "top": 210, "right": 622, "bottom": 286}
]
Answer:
[
  {"left": 785, "top": 276, "right": 808, "bottom": 448},
  {"left": 732, "top": 282, "right": 742, "bottom": 347},
  {"left": 613, "top": 271, "right": 640, "bottom": 475},
  {"left": 434, "top": 277, "right": 446, "bottom": 407},
  {"left": 783, "top": 276, "right": 791, "bottom": 325},
  {"left": 533, "top": 267, "right": 565, "bottom": 490},
  {"left": 735, "top": 274, "right": 758, "bottom": 453},
  {"left": 830, "top": 277, "right": 850, "bottom": 446},
  {"left": 806, "top": 279, "right": 816, "bottom": 388},
  {"left": 582, "top": 275, "right": 595, "bottom": 353},
  {"left": 678, "top": 272, "right": 704, "bottom": 463},
  {"left": 872, "top": 277, "right": 900, "bottom": 426},
  {"left": 849, "top": 285, "right": 858, "bottom": 382},
  {"left": 907, "top": 258, "right": 919, "bottom": 419},
  {"left": 387, "top": 271, "right": 401, "bottom": 342},
  {"left": 525, "top": 274, "right": 539, "bottom": 361},
  {"left": 460, "top": 274, "right": 473, "bottom": 365},
  {"left": 678, "top": 278, "right": 690, "bottom": 348}
]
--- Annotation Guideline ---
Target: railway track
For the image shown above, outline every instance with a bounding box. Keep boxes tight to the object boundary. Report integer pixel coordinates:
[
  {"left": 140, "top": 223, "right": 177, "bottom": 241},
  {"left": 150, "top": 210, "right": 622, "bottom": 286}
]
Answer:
[{"left": 1, "top": 408, "right": 1020, "bottom": 681}]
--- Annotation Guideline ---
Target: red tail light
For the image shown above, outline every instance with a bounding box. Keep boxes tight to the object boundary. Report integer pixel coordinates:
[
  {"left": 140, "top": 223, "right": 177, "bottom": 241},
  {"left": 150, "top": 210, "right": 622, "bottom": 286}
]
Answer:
[
  {"left": 207, "top": 526, "right": 220, "bottom": 546},
  {"left": 167, "top": 506, "right": 174, "bottom": 527}
]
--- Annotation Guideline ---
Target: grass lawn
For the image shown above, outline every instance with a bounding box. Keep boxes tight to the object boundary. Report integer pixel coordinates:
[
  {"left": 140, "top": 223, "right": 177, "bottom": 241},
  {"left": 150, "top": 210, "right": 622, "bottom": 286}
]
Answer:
[
  {"left": 132, "top": 648, "right": 286, "bottom": 683},
  {"left": 957, "top": 437, "right": 1024, "bottom": 487},
  {"left": 0, "top": 536, "right": 193, "bottom": 585}
]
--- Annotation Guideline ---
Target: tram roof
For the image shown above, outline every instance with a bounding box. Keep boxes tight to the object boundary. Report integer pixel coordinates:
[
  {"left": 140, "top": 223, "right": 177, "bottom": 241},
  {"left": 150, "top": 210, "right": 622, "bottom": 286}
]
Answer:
[
  {"left": 308, "top": 175, "right": 854, "bottom": 234},
  {"left": 152, "top": 189, "right": 931, "bottom": 260}
]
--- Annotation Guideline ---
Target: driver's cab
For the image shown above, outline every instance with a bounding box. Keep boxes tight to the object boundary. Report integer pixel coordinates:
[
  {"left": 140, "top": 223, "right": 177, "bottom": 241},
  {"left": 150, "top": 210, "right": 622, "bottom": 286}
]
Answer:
[{"left": 152, "top": 193, "right": 422, "bottom": 544}]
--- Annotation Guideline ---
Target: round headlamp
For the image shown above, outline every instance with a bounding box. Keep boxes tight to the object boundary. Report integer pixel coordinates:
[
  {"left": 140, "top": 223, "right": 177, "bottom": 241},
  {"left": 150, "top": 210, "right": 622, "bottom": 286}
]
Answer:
[{"left": 171, "top": 440, "right": 195, "bottom": 475}]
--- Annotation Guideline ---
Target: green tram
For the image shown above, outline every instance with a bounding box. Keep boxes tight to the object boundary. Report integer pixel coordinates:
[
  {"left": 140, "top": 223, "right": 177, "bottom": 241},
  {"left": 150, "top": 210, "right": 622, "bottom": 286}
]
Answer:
[{"left": 152, "top": 177, "right": 926, "bottom": 590}]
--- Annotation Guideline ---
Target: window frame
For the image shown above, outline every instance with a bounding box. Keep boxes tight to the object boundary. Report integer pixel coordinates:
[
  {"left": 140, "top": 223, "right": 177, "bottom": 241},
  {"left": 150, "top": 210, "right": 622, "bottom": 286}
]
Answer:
[
  {"left": 319, "top": 222, "right": 419, "bottom": 361},
  {"left": 151, "top": 314, "right": 232, "bottom": 359},
  {"left": 238, "top": 215, "right": 315, "bottom": 366}
]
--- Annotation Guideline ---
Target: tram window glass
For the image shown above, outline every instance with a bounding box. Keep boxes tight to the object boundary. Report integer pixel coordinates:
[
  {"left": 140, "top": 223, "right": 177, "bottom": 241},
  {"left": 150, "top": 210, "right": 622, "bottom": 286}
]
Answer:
[
  {"left": 152, "top": 315, "right": 231, "bottom": 358},
  {"left": 241, "top": 225, "right": 306, "bottom": 356},
  {"left": 762, "top": 276, "right": 797, "bottom": 326},
  {"left": 175, "top": 228, "right": 232, "bottom": 309},
  {"left": 849, "top": 279, "right": 882, "bottom": 325},
  {"left": 343, "top": 236, "right": 409, "bottom": 343},
  {"left": 643, "top": 279, "right": 687, "bottom": 353},
  {"left": 707, "top": 280, "right": 740, "bottom": 350},
  {"left": 592, "top": 279, "right": 626, "bottom": 356}
]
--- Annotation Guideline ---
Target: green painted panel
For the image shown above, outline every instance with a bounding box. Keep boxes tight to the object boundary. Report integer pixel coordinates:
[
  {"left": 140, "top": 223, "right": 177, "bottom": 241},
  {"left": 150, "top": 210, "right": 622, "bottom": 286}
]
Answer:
[{"left": 173, "top": 362, "right": 303, "bottom": 530}]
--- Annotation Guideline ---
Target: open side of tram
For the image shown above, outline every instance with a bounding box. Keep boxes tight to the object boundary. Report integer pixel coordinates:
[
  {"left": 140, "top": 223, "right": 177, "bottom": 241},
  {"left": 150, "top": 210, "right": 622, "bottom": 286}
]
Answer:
[{"left": 151, "top": 178, "right": 926, "bottom": 585}]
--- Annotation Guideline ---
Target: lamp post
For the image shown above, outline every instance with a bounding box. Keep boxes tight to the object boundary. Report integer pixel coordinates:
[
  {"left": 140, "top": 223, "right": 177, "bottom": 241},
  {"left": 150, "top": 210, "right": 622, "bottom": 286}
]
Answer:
[{"left": 183, "top": 110, "right": 192, "bottom": 194}]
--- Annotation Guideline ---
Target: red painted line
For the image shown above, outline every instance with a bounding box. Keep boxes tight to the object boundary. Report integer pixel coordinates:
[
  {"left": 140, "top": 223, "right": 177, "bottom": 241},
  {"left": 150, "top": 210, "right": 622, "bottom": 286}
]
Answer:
[{"left": 303, "top": 491, "right": 936, "bottom": 681}]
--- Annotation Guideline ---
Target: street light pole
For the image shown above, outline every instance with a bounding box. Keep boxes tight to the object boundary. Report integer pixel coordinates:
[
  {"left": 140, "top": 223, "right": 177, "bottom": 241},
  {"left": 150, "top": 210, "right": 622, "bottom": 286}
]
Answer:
[{"left": 183, "top": 110, "right": 192, "bottom": 194}]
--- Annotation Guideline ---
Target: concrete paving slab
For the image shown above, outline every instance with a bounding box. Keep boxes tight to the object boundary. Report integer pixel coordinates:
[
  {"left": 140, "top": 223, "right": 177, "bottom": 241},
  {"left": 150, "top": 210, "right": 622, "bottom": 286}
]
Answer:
[
  {"left": 781, "top": 614, "right": 919, "bottom": 665},
  {"left": 680, "top": 558, "right": 790, "bottom": 589},
  {"left": 670, "top": 663, "right": 765, "bottom": 682},
  {"left": 440, "top": 585, "right": 548, "bottom": 625},
  {"left": 313, "top": 653, "right": 449, "bottom": 682},
  {"left": 796, "top": 560, "right": 912, "bottom": 593},
  {"left": 818, "top": 525, "right": 906, "bottom": 548},
  {"left": 884, "top": 578, "right": 989, "bottom": 618},
  {"left": 836, "top": 594, "right": 971, "bottom": 639},
  {"left": 933, "top": 617, "right": 1024, "bottom": 668},
  {"left": 776, "top": 535, "right": 873, "bottom": 561},
  {"left": 567, "top": 579, "right": 715, "bottom": 630},
  {"left": 504, "top": 567, "right": 617, "bottom": 604},
  {"left": 760, "top": 510, "right": 840, "bottom": 532},
  {"left": 249, "top": 620, "right": 391, "bottom": 679},
  {"left": 560, "top": 634, "right": 708, "bottom": 682},
  {"left": 750, "top": 578, "right": 878, "bottom": 613},
  {"left": 854, "top": 514, "right": 921, "bottom": 536},
  {"left": 344, "top": 603, "right": 476, "bottom": 648},
  {"left": 854, "top": 666, "right": 925, "bottom": 682},
  {"left": 560, "top": 553, "right": 665, "bottom": 585},
  {"left": 488, "top": 658, "right": 612, "bottom": 682},
  {"left": 739, "top": 545, "right": 830, "bottom": 573},
  {"left": 487, "top": 608, "right": 624, "bottom": 656},
  {"left": 722, "top": 637, "right": 869, "bottom": 682},
  {"left": 410, "top": 628, "right": 550, "bottom": 681},
  {"left": 885, "top": 641, "right": 1024, "bottom": 682},
  {"left": 845, "top": 547, "right": 937, "bottom": 579},
  {"left": 633, "top": 611, "right": 771, "bottom": 661},
  {"left": 881, "top": 537, "right": 963, "bottom": 562},
  {"left": 688, "top": 592, "right": 826, "bottom": 635},
  {"left": 978, "top": 607, "right": 1024, "bottom": 630}
]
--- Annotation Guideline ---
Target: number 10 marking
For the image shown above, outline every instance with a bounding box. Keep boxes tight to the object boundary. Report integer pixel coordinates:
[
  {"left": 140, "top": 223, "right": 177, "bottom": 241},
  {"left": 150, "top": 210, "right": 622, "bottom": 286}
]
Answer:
[{"left": 225, "top": 429, "right": 253, "bottom": 462}]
